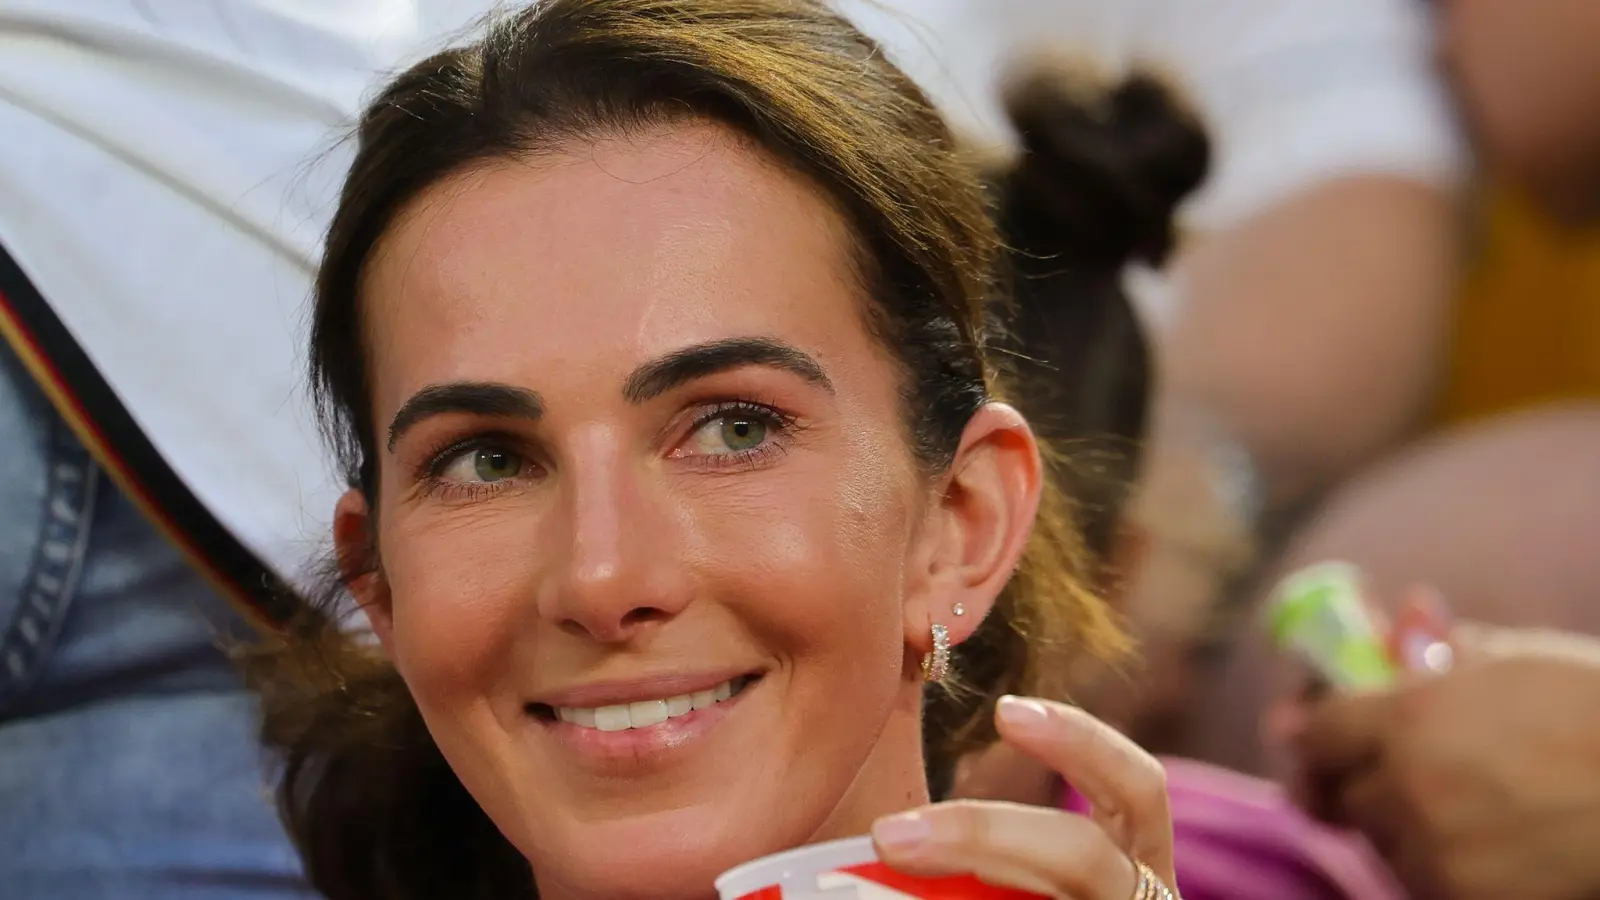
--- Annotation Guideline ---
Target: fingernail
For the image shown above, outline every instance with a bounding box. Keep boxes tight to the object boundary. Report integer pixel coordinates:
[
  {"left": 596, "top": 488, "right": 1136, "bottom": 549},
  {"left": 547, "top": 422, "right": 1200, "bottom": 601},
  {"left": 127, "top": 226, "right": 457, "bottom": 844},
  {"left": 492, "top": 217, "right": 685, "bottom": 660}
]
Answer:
[
  {"left": 1401, "top": 632, "right": 1455, "bottom": 675},
  {"left": 996, "top": 695, "right": 1049, "bottom": 730},
  {"left": 873, "top": 813, "right": 933, "bottom": 851}
]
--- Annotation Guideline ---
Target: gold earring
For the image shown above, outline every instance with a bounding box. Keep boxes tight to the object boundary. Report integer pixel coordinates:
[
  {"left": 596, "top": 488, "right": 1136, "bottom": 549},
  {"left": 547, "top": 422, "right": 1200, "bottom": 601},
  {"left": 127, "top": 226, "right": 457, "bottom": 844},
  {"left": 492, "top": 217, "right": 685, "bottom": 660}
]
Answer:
[{"left": 921, "top": 623, "right": 951, "bottom": 684}]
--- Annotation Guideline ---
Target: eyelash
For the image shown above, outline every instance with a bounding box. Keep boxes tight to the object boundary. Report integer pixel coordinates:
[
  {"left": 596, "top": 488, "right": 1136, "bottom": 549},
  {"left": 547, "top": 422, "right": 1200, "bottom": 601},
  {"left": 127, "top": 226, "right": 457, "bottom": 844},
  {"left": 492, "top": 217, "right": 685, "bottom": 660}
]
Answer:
[
  {"left": 412, "top": 400, "right": 798, "bottom": 500},
  {"left": 678, "top": 400, "right": 798, "bottom": 472},
  {"left": 416, "top": 431, "right": 532, "bottom": 502}
]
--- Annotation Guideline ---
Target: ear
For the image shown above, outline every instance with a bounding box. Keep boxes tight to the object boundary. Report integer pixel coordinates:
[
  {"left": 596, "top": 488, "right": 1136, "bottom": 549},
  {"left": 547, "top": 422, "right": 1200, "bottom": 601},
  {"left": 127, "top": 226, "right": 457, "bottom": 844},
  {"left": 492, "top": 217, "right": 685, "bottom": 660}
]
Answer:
[
  {"left": 333, "top": 489, "right": 393, "bottom": 651},
  {"left": 904, "top": 402, "right": 1043, "bottom": 653}
]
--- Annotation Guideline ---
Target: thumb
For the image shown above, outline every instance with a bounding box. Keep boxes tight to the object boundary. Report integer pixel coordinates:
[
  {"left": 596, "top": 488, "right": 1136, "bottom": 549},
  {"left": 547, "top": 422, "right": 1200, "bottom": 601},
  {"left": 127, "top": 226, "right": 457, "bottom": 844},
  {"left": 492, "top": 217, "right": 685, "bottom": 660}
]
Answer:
[{"left": 1452, "top": 621, "right": 1600, "bottom": 666}]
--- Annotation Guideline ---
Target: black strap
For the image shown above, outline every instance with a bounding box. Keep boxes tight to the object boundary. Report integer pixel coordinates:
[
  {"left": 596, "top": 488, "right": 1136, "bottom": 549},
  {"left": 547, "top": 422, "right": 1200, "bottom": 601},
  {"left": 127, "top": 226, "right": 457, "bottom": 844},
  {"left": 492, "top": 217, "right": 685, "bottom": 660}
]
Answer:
[{"left": 0, "top": 241, "right": 298, "bottom": 627}]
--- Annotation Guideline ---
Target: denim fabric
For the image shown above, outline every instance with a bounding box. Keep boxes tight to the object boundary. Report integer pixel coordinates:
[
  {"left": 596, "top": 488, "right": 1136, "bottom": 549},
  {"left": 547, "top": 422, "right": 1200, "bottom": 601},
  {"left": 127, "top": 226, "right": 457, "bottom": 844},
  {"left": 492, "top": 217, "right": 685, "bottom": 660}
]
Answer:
[{"left": 0, "top": 340, "right": 310, "bottom": 897}]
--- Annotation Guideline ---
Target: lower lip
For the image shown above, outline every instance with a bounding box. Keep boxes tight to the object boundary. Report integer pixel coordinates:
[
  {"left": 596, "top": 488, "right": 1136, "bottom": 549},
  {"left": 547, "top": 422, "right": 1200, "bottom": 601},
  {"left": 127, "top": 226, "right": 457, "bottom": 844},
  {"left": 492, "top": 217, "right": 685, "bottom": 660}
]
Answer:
[{"left": 536, "top": 680, "right": 756, "bottom": 766}]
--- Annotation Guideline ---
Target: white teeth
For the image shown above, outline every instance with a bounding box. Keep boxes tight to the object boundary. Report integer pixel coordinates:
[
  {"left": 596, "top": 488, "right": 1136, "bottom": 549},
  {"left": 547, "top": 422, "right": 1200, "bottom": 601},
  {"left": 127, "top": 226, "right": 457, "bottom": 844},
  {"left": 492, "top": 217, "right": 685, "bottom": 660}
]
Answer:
[
  {"left": 593, "top": 705, "right": 632, "bottom": 732},
  {"left": 628, "top": 700, "right": 669, "bottom": 729},
  {"left": 556, "top": 706, "right": 597, "bottom": 727},
  {"left": 555, "top": 678, "right": 743, "bottom": 731}
]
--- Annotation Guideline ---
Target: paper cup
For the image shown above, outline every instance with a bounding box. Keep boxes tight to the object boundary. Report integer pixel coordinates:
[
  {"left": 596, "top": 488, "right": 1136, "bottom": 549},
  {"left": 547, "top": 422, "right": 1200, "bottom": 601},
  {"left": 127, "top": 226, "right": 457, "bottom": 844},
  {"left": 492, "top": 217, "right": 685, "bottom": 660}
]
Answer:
[{"left": 715, "top": 836, "right": 1044, "bottom": 899}]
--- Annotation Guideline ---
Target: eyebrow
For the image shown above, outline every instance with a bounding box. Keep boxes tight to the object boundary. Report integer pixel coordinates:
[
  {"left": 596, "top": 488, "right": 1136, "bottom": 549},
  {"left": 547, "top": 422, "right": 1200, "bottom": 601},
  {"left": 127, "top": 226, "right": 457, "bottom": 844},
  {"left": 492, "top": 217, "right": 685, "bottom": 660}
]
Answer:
[
  {"left": 621, "top": 337, "right": 833, "bottom": 404},
  {"left": 387, "top": 382, "right": 544, "bottom": 452},
  {"left": 385, "top": 338, "right": 830, "bottom": 452}
]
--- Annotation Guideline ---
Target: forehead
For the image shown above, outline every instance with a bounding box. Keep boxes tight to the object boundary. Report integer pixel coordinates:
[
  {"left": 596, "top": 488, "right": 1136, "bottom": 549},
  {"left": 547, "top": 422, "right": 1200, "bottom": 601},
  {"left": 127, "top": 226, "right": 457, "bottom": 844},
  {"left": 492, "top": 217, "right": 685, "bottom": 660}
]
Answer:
[{"left": 360, "top": 121, "right": 886, "bottom": 413}]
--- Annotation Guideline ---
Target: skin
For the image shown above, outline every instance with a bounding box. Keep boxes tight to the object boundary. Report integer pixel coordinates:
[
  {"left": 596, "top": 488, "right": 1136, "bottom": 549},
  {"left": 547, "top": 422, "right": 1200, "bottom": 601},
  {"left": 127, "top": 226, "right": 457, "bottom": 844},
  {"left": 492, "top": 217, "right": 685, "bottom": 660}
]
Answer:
[
  {"left": 1121, "top": 0, "right": 1600, "bottom": 752},
  {"left": 1195, "top": 405, "right": 1600, "bottom": 777},
  {"left": 954, "top": 5, "right": 1600, "bottom": 891},
  {"left": 1224, "top": 409, "right": 1600, "bottom": 900},
  {"left": 1287, "top": 624, "right": 1600, "bottom": 900},
  {"left": 1254, "top": 6, "right": 1600, "bottom": 888},
  {"left": 337, "top": 120, "right": 1176, "bottom": 900},
  {"left": 1437, "top": 0, "right": 1600, "bottom": 222},
  {"left": 1107, "top": 176, "right": 1461, "bottom": 744}
]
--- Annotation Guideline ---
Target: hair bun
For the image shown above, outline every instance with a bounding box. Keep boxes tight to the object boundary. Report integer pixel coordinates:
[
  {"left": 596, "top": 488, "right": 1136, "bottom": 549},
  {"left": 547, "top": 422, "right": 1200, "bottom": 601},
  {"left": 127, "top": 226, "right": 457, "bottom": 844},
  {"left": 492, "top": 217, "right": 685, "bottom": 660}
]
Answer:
[{"left": 998, "top": 69, "right": 1210, "bottom": 270}]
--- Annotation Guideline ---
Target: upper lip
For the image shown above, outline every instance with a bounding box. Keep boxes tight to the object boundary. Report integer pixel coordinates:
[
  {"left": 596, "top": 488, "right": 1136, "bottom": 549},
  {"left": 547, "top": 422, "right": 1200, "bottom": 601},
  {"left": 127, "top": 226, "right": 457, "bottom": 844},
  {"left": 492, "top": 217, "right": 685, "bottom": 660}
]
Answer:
[{"left": 529, "top": 668, "right": 757, "bottom": 710}]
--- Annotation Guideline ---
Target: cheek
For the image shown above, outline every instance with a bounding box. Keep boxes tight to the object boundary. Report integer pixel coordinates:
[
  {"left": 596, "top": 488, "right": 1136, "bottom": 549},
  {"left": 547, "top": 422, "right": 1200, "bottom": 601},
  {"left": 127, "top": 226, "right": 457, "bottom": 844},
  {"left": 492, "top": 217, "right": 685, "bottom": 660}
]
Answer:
[
  {"left": 681, "top": 426, "right": 918, "bottom": 676},
  {"left": 377, "top": 505, "right": 538, "bottom": 706}
]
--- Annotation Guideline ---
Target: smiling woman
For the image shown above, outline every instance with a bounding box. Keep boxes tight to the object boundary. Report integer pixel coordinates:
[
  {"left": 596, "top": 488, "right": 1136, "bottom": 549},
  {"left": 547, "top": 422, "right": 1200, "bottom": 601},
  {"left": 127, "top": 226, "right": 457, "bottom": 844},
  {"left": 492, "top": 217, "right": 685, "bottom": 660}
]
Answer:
[{"left": 248, "top": 2, "right": 1177, "bottom": 900}]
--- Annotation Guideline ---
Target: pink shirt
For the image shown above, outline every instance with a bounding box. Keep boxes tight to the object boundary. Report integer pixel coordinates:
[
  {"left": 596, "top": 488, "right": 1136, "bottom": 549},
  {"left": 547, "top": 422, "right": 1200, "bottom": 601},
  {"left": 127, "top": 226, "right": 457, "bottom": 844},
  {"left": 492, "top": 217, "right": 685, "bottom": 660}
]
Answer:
[{"left": 1063, "top": 757, "right": 1405, "bottom": 900}]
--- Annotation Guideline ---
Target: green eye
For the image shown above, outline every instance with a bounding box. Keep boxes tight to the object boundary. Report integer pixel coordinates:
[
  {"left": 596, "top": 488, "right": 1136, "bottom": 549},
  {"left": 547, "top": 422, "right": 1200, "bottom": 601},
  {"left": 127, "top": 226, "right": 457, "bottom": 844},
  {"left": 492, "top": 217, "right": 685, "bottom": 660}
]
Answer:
[
  {"left": 472, "top": 448, "right": 523, "bottom": 482},
  {"left": 719, "top": 416, "right": 767, "bottom": 452}
]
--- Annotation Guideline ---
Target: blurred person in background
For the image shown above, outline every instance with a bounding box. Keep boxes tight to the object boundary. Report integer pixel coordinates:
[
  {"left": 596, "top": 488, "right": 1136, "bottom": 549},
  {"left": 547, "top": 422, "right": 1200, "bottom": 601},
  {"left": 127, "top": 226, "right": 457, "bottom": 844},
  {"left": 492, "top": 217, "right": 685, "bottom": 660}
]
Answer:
[
  {"left": 0, "top": 1, "right": 484, "bottom": 896},
  {"left": 946, "top": 66, "right": 1407, "bottom": 900},
  {"left": 1262, "top": 2, "right": 1600, "bottom": 899},
  {"left": 843, "top": 0, "right": 1470, "bottom": 747},
  {"left": 858, "top": 1, "right": 1600, "bottom": 897},
  {"left": 1198, "top": 0, "right": 1600, "bottom": 779}
]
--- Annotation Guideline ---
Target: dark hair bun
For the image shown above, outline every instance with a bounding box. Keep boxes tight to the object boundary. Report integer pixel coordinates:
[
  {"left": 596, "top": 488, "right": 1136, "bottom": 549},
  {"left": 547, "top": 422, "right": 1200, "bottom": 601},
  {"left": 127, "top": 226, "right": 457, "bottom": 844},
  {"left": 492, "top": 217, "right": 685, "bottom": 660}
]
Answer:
[{"left": 998, "top": 70, "right": 1210, "bottom": 270}]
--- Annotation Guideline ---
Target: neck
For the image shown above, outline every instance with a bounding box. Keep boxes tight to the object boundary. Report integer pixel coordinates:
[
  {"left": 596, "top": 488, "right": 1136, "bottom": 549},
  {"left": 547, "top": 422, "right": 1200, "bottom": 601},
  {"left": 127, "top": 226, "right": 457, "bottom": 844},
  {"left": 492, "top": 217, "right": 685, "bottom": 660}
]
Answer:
[{"left": 807, "top": 678, "right": 932, "bottom": 842}]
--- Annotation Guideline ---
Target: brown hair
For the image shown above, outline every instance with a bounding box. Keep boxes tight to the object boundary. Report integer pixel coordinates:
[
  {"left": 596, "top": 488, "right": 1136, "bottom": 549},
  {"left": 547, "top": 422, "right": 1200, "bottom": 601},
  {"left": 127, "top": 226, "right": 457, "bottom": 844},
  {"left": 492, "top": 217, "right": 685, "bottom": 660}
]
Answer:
[
  {"left": 991, "top": 70, "right": 1209, "bottom": 562},
  {"left": 250, "top": 2, "right": 1124, "bottom": 897}
]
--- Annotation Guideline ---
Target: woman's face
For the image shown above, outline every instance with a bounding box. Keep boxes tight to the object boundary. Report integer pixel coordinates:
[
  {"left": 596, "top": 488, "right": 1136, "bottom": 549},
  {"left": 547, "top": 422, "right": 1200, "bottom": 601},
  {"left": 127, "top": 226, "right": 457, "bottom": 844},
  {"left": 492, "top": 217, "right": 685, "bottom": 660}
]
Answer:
[{"left": 348, "top": 121, "right": 995, "bottom": 899}]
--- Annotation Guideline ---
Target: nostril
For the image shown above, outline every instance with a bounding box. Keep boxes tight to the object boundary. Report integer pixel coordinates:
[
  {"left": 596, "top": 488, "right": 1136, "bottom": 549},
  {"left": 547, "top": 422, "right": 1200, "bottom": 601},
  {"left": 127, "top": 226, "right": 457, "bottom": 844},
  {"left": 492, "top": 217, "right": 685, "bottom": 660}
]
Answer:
[
  {"left": 556, "top": 604, "right": 676, "bottom": 641},
  {"left": 619, "top": 606, "right": 672, "bottom": 630}
]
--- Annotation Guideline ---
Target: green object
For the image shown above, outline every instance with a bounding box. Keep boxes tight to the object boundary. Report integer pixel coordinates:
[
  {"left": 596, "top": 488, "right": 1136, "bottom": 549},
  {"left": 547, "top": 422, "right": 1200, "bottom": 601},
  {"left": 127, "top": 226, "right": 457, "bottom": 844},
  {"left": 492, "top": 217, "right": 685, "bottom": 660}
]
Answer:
[{"left": 1267, "top": 562, "right": 1397, "bottom": 690}]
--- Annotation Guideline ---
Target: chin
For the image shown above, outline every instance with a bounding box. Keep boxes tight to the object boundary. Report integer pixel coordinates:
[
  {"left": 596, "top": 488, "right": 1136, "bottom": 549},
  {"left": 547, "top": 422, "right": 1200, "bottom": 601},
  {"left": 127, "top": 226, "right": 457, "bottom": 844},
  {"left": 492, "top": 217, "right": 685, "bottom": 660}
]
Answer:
[
  {"left": 477, "top": 675, "right": 846, "bottom": 899},
  {"left": 528, "top": 805, "right": 809, "bottom": 900}
]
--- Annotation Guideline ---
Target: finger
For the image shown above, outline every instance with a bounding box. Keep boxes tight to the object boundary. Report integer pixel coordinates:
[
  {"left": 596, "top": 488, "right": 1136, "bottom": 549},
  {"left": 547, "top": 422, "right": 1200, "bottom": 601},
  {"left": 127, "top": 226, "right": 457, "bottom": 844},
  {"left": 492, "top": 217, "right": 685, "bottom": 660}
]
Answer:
[
  {"left": 1389, "top": 585, "right": 1455, "bottom": 676},
  {"left": 1292, "top": 691, "right": 1391, "bottom": 775},
  {"left": 873, "top": 800, "right": 1139, "bottom": 900},
  {"left": 1330, "top": 773, "right": 1442, "bottom": 898},
  {"left": 1454, "top": 620, "right": 1600, "bottom": 666},
  {"left": 1335, "top": 771, "right": 1403, "bottom": 848},
  {"left": 993, "top": 696, "right": 1173, "bottom": 881},
  {"left": 1292, "top": 749, "right": 1356, "bottom": 824}
]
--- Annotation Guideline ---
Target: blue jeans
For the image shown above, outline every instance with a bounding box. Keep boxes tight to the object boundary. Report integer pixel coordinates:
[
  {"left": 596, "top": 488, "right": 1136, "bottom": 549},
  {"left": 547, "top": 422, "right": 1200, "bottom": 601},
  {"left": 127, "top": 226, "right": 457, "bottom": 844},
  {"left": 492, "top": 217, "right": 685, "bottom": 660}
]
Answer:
[{"left": 0, "top": 342, "right": 309, "bottom": 897}]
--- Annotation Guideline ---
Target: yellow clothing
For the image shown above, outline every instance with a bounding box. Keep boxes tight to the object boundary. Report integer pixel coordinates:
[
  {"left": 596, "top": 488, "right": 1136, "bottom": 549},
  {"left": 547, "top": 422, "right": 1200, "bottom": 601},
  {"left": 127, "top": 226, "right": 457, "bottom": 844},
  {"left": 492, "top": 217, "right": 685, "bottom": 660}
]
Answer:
[{"left": 1438, "top": 190, "right": 1600, "bottom": 424}]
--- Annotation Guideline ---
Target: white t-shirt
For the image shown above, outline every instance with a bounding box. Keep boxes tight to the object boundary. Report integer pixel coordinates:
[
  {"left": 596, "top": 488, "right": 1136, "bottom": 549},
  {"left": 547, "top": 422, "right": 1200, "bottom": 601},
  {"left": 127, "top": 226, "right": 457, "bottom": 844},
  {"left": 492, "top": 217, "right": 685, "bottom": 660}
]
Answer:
[
  {"left": 841, "top": 0, "right": 1467, "bottom": 227},
  {"left": 0, "top": 0, "right": 488, "bottom": 588},
  {"left": 0, "top": 0, "right": 1466, "bottom": 588}
]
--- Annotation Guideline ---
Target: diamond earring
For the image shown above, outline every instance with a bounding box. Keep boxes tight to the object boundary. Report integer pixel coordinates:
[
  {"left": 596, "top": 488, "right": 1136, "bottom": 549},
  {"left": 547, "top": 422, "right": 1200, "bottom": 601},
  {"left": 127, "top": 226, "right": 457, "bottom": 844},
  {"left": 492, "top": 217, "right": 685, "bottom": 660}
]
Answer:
[{"left": 921, "top": 623, "right": 951, "bottom": 683}]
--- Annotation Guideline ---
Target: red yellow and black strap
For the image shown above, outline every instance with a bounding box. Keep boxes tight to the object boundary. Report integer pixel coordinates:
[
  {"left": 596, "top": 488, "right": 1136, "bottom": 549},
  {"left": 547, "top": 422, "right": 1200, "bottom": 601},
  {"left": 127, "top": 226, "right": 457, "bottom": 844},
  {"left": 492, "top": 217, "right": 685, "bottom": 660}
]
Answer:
[{"left": 0, "top": 242, "right": 297, "bottom": 632}]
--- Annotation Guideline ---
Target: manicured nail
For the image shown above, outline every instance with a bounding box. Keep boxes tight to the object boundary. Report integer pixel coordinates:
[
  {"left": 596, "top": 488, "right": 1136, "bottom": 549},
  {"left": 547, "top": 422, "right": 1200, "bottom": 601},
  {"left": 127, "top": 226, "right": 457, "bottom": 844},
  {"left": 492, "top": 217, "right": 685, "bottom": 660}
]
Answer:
[
  {"left": 996, "top": 695, "right": 1049, "bottom": 730},
  {"left": 1396, "top": 585, "right": 1455, "bottom": 675},
  {"left": 1402, "top": 633, "right": 1455, "bottom": 675},
  {"left": 873, "top": 813, "right": 933, "bottom": 851}
]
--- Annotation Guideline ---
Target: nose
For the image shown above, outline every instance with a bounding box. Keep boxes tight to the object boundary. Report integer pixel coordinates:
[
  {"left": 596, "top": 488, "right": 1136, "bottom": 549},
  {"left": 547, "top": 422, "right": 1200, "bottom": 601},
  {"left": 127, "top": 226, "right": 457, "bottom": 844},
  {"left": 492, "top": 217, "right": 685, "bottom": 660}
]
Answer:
[{"left": 537, "top": 431, "right": 692, "bottom": 642}]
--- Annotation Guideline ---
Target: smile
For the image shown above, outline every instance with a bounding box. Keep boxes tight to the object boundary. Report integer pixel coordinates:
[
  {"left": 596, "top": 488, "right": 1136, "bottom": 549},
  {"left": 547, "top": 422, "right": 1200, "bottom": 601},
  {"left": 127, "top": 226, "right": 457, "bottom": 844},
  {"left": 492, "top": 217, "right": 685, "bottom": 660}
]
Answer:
[{"left": 550, "top": 675, "right": 755, "bottom": 732}]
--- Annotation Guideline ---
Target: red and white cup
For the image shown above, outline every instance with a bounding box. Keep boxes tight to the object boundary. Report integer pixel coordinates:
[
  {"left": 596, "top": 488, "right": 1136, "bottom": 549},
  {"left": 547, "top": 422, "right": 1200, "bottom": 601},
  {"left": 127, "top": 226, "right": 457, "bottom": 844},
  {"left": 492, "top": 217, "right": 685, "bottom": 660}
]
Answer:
[{"left": 714, "top": 836, "right": 1044, "bottom": 899}]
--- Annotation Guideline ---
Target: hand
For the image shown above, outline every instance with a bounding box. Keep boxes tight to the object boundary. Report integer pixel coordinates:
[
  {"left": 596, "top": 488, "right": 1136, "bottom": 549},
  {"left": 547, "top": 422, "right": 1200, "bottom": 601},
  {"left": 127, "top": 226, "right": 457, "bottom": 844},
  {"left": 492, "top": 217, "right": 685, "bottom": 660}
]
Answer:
[
  {"left": 874, "top": 696, "right": 1178, "bottom": 899},
  {"left": 1286, "top": 627, "right": 1600, "bottom": 900}
]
